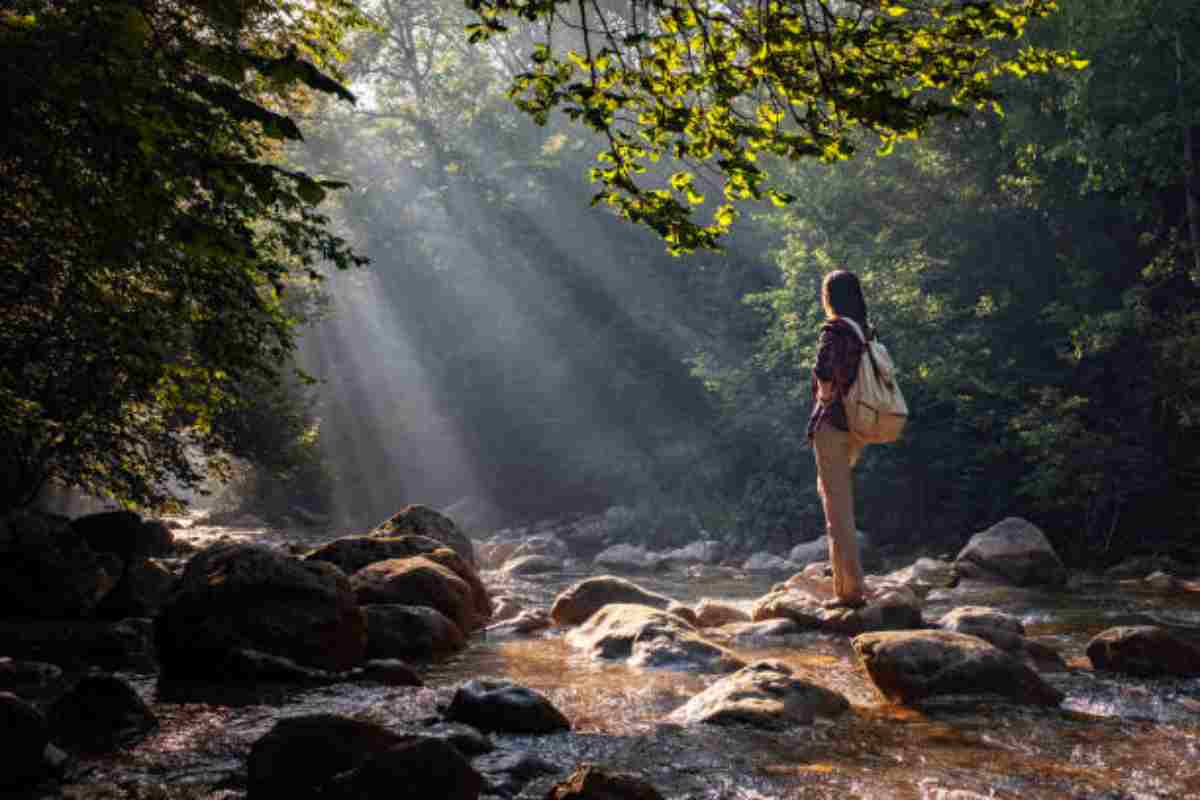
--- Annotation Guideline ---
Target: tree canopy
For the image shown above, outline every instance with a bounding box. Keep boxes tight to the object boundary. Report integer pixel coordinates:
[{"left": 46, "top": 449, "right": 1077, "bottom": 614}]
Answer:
[
  {"left": 0, "top": 0, "right": 366, "bottom": 510},
  {"left": 465, "top": 0, "right": 1086, "bottom": 251}
]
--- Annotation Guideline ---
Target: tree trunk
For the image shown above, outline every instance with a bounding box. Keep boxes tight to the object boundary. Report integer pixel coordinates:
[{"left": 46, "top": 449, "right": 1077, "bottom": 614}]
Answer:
[{"left": 1179, "top": 32, "right": 1200, "bottom": 275}]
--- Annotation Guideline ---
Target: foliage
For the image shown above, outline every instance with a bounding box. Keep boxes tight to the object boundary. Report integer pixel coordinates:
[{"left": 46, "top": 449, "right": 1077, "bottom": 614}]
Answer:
[
  {"left": 0, "top": 0, "right": 367, "bottom": 511},
  {"left": 466, "top": 0, "right": 1085, "bottom": 251}
]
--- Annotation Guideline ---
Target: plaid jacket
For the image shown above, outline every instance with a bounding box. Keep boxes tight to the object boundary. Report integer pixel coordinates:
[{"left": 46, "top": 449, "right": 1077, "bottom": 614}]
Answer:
[{"left": 806, "top": 317, "right": 866, "bottom": 442}]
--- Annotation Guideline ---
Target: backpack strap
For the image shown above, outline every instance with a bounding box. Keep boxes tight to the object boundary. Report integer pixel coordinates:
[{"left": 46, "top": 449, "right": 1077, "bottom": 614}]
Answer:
[{"left": 833, "top": 316, "right": 887, "bottom": 388}]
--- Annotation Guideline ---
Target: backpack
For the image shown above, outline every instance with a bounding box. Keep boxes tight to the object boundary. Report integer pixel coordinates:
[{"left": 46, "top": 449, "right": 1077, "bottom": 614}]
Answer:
[{"left": 837, "top": 317, "right": 908, "bottom": 444}]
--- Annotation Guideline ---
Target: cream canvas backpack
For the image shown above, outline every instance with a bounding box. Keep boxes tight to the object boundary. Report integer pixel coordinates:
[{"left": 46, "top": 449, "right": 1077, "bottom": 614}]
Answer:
[{"left": 838, "top": 317, "right": 908, "bottom": 444}]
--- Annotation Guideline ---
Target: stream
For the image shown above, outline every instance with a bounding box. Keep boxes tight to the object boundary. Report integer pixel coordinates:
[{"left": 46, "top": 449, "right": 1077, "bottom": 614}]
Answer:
[{"left": 57, "top": 521, "right": 1200, "bottom": 800}]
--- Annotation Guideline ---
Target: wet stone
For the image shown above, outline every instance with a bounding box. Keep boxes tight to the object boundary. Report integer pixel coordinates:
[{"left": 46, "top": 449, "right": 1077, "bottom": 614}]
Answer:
[
  {"left": 0, "top": 691, "right": 50, "bottom": 788},
  {"left": 567, "top": 604, "right": 744, "bottom": 674},
  {"left": 446, "top": 678, "right": 570, "bottom": 734},
  {"left": 355, "top": 659, "right": 423, "bottom": 686},
  {"left": 48, "top": 674, "right": 158, "bottom": 752},
  {"left": 421, "top": 721, "right": 495, "bottom": 756},
  {"left": 247, "top": 714, "right": 407, "bottom": 799},
  {"left": 336, "top": 737, "right": 484, "bottom": 800},
  {"left": 0, "top": 657, "right": 63, "bottom": 697},
  {"left": 550, "top": 576, "right": 674, "bottom": 626},
  {"left": 1086, "top": 625, "right": 1200, "bottom": 678},
  {"left": 666, "top": 659, "right": 849, "bottom": 729},
  {"left": 473, "top": 749, "right": 560, "bottom": 797},
  {"left": 545, "top": 763, "right": 665, "bottom": 800}
]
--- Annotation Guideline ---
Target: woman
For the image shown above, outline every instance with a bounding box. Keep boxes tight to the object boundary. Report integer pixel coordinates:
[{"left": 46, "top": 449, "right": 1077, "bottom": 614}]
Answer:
[{"left": 807, "top": 270, "right": 870, "bottom": 609}]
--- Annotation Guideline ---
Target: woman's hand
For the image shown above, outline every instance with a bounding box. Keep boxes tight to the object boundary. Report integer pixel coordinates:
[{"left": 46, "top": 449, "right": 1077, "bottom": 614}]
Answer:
[{"left": 816, "top": 379, "right": 834, "bottom": 404}]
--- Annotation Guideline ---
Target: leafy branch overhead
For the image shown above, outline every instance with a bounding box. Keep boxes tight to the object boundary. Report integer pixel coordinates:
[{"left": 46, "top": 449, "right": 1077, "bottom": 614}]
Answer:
[{"left": 464, "top": 0, "right": 1087, "bottom": 253}]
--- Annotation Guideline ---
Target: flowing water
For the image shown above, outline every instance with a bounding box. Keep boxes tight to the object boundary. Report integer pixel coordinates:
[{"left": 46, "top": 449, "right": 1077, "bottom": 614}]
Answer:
[{"left": 58, "top": 522, "right": 1200, "bottom": 799}]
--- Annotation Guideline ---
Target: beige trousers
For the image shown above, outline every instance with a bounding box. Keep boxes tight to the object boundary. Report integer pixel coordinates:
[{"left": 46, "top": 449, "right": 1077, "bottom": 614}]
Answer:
[{"left": 812, "top": 422, "right": 866, "bottom": 603}]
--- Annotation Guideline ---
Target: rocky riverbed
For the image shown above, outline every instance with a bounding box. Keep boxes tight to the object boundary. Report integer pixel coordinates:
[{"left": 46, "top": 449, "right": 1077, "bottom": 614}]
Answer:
[{"left": 3, "top": 508, "right": 1199, "bottom": 799}]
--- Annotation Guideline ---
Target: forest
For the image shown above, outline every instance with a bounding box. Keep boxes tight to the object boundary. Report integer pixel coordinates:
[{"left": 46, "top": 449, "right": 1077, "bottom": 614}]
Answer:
[{"left": 3, "top": 0, "right": 1199, "bottom": 566}]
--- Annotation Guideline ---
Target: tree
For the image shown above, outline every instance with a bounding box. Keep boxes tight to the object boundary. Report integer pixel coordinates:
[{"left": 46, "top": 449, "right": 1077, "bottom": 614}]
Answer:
[
  {"left": 465, "top": 0, "right": 1085, "bottom": 251},
  {"left": 0, "top": 1, "right": 367, "bottom": 511}
]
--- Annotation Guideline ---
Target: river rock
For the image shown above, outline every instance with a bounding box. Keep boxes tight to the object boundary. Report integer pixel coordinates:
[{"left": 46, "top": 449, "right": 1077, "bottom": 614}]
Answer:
[
  {"left": 48, "top": 674, "right": 157, "bottom": 751},
  {"left": 336, "top": 737, "right": 483, "bottom": 800},
  {"left": 484, "top": 609, "right": 552, "bottom": 638},
  {"left": 546, "top": 763, "right": 664, "bottom": 800},
  {"left": 789, "top": 532, "right": 878, "bottom": 570},
  {"left": 71, "top": 510, "right": 175, "bottom": 558},
  {"left": 550, "top": 576, "right": 674, "bottom": 626},
  {"left": 0, "top": 692, "right": 49, "bottom": 788},
  {"left": 352, "top": 556, "right": 477, "bottom": 633},
  {"left": 354, "top": 659, "right": 423, "bottom": 686},
  {"left": 306, "top": 534, "right": 446, "bottom": 573},
  {"left": 719, "top": 618, "right": 811, "bottom": 646},
  {"left": 365, "top": 604, "right": 466, "bottom": 659},
  {"left": 155, "top": 543, "right": 366, "bottom": 677},
  {"left": 0, "top": 618, "right": 155, "bottom": 671},
  {"left": 742, "top": 552, "right": 798, "bottom": 574},
  {"left": 0, "top": 658, "right": 62, "bottom": 697},
  {"left": 96, "top": 557, "right": 175, "bottom": 619},
  {"left": 510, "top": 534, "right": 571, "bottom": 561},
  {"left": 567, "top": 604, "right": 744, "bottom": 674},
  {"left": 478, "top": 539, "right": 521, "bottom": 570},
  {"left": 501, "top": 554, "right": 562, "bottom": 576},
  {"left": 446, "top": 678, "right": 570, "bottom": 734},
  {"left": 661, "top": 540, "right": 724, "bottom": 567},
  {"left": 0, "top": 510, "right": 122, "bottom": 618},
  {"left": 1086, "top": 625, "right": 1200, "bottom": 677},
  {"left": 373, "top": 504, "right": 476, "bottom": 567},
  {"left": 594, "top": 543, "right": 663, "bottom": 572},
  {"left": 693, "top": 599, "right": 751, "bottom": 628},
  {"left": 752, "top": 584, "right": 922, "bottom": 636},
  {"left": 954, "top": 517, "right": 1067, "bottom": 587},
  {"left": 886, "top": 558, "right": 959, "bottom": 591},
  {"left": 1105, "top": 555, "right": 1195, "bottom": 580},
  {"left": 473, "top": 749, "right": 559, "bottom": 796},
  {"left": 667, "top": 660, "right": 849, "bottom": 729},
  {"left": 852, "top": 630, "right": 1064, "bottom": 706},
  {"left": 490, "top": 596, "right": 523, "bottom": 623},
  {"left": 938, "top": 606, "right": 1026, "bottom": 652},
  {"left": 247, "top": 714, "right": 407, "bottom": 799},
  {"left": 666, "top": 601, "right": 701, "bottom": 626},
  {"left": 421, "top": 721, "right": 494, "bottom": 756}
]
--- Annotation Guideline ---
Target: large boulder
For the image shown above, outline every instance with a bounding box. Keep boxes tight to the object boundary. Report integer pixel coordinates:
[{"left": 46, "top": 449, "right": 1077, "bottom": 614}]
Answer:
[
  {"left": 0, "top": 510, "right": 122, "bottom": 618},
  {"left": 1086, "top": 626, "right": 1200, "bottom": 677},
  {"left": 954, "top": 518, "right": 1067, "bottom": 587},
  {"left": 550, "top": 576, "right": 674, "bottom": 626},
  {"left": 155, "top": 543, "right": 367, "bottom": 677},
  {"left": 364, "top": 604, "right": 466, "bottom": 659},
  {"left": 852, "top": 630, "right": 1064, "bottom": 707},
  {"left": 96, "top": 557, "right": 175, "bottom": 619},
  {"left": 47, "top": 674, "right": 157, "bottom": 752},
  {"left": 71, "top": 510, "right": 175, "bottom": 558},
  {"left": 546, "top": 764, "right": 664, "bottom": 800},
  {"left": 351, "top": 556, "right": 477, "bottom": 633},
  {"left": 1, "top": 692, "right": 50, "bottom": 788},
  {"left": 311, "top": 537, "right": 491, "bottom": 622},
  {"left": 306, "top": 534, "right": 446, "bottom": 574},
  {"left": 374, "top": 505, "right": 475, "bottom": 567},
  {"left": 566, "top": 604, "right": 744, "bottom": 674},
  {"left": 446, "top": 678, "right": 570, "bottom": 734},
  {"left": 666, "top": 660, "right": 848, "bottom": 729},
  {"left": 247, "top": 714, "right": 407, "bottom": 800}
]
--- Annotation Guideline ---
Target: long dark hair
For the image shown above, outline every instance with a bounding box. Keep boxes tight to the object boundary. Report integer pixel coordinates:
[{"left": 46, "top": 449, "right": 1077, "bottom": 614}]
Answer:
[{"left": 821, "top": 270, "right": 868, "bottom": 329}]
